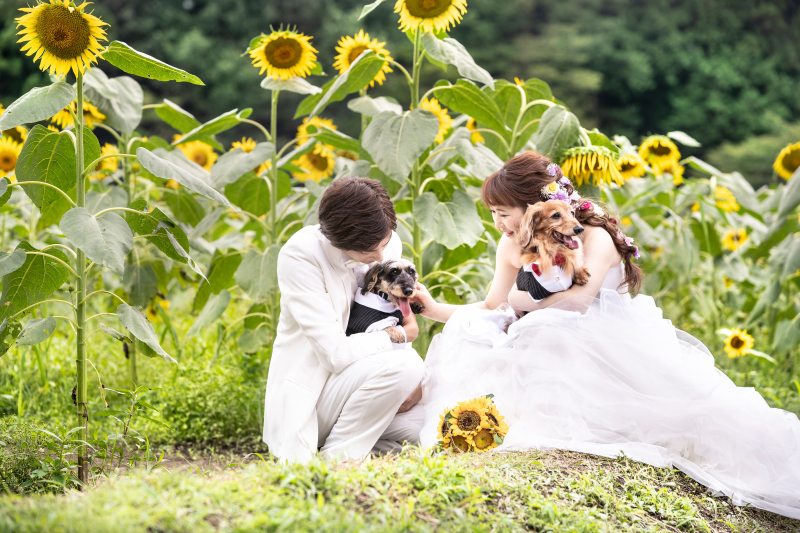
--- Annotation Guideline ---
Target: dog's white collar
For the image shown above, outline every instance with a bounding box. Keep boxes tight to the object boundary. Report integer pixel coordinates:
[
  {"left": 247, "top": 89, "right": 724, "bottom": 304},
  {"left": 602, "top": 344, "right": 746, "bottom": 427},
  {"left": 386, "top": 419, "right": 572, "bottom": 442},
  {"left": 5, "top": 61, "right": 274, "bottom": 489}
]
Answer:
[{"left": 523, "top": 263, "right": 573, "bottom": 293}]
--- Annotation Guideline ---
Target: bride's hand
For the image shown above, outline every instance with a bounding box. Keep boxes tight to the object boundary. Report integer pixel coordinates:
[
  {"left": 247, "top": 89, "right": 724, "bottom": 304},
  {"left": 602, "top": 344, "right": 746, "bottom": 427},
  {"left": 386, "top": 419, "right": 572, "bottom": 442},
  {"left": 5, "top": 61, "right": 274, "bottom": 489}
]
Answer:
[{"left": 410, "top": 282, "right": 436, "bottom": 317}]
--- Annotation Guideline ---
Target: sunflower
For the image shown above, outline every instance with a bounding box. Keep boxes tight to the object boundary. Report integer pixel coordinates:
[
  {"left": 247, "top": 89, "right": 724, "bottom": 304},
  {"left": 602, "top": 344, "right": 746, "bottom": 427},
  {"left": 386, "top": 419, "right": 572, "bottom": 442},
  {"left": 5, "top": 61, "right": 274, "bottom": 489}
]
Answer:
[
  {"left": 231, "top": 137, "right": 272, "bottom": 175},
  {"left": 165, "top": 179, "right": 180, "bottom": 190},
  {"left": 89, "top": 142, "right": 118, "bottom": 180},
  {"left": 293, "top": 144, "right": 335, "bottom": 183},
  {"left": 447, "top": 398, "right": 488, "bottom": 435},
  {"left": 652, "top": 159, "right": 685, "bottom": 186},
  {"left": 472, "top": 428, "right": 498, "bottom": 452},
  {"left": 616, "top": 153, "right": 646, "bottom": 180},
  {"left": 483, "top": 403, "right": 509, "bottom": 437},
  {"left": 723, "top": 328, "right": 754, "bottom": 359},
  {"left": 249, "top": 29, "right": 317, "bottom": 80},
  {"left": 0, "top": 138, "right": 22, "bottom": 182},
  {"left": 621, "top": 216, "right": 632, "bottom": 227},
  {"left": 177, "top": 140, "right": 217, "bottom": 171},
  {"left": 46, "top": 125, "right": 60, "bottom": 132},
  {"left": 50, "top": 100, "right": 105, "bottom": 129},
  {"left": 721, "top": 228, "right": 748, "bottom": 252},
  {"left": 0, "top": 106, "right": 29, "bottom": 144},
  {"left": 560, "top": 146, "right": 624, "bottom": 187},
  {"left": 723, "top": 277, "right": 734, "bottom": 289},
  {"left": 418, "top": 98, "right": 452, "bottom": 144},
  {"left": 774, "top": 142, "right": 800, "bottom": 180},
  {"left": 449, "top": 434, "right": 472, "bottom": 453},
  {"left": 395, "top": 0, "right": 468, "bottom": 33},
  {"left": 437, "top": 413, "right": 452, "bottom": 444},
  {"left": 715, "top": 186, "right": 739, "bottom": 212},
  {"left": 297, "top": 116, "right": 337, "bottom": 145},
  {"left": 146, "top": 300, "right": 170, "bottom": 322},
  {"left": 466, "top": 117, "right": 484, "bottom": 143},
  {"left": 638, "top": 136, "right": 680, "bottom": 171},
  {"left": 334, "top": 30, "right": 393, "bottom": 87},
  {"left": 15, "top": 0, "right": 108, "bottom": 78}
]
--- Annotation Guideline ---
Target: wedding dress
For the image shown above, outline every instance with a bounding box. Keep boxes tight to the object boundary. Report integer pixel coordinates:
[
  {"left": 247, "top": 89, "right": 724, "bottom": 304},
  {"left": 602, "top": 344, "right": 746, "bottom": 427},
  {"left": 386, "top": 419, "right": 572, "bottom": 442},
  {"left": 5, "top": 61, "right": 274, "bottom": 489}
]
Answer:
[{"left": 420, "top": 262, "right": 800, "bottom": 519}]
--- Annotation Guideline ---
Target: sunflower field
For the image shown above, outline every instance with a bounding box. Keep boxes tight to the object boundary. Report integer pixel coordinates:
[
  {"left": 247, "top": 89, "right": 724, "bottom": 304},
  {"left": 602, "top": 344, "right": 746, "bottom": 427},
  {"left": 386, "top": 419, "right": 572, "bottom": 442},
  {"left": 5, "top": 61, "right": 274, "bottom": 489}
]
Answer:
[{"left": 0, "top": 0, "right": 799, "bottom": 510}]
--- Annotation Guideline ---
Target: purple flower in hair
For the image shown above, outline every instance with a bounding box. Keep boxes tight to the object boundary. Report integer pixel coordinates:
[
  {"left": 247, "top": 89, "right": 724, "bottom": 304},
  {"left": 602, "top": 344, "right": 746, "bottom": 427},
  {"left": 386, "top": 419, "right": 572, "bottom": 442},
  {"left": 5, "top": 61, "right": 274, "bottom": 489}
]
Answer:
[
  {"left": 553, "top": 190, "right": 569, "bottom": 201},
  {"left": 547, "top": 163, "right": 560, "bottom": 176},
  {"left": 633, "top": 245, "right": 640, "bottom": 259}
]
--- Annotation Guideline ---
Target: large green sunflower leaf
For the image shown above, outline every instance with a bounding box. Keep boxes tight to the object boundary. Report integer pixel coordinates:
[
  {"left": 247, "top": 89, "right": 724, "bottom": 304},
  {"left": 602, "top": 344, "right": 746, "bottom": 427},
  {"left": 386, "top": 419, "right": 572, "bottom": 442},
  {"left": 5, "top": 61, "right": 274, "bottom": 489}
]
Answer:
[
  {"left": 238, "top": 303, "right": 270, "bottom": 353},
  {"left": 428, "top": 128, "right": 470, "bottom": 171},
  {"left": 0, "top": 241, "right": 70, "bottom": 321},
  {"left": 531, "top": 105, "right": 580, "bottom": 161},
  {"left": 413, "top": 190, "right": 484, "bottom": 250},
  {"left": 116, "top": 303, "right": 175, "bottom": 363},
  {"left": 15, "top": 125, "right": 100, "bottom": 210},
  {"left": 83, "top": 68, "right": 143, "bottom": 135},
  {"left": 362, "top": 109, "right": 440, "bottom": 183},
  {"left": 16, "top": 317, "right": 57, "bottom": 347},
  {"left": 358, "top": 0, "right": 390, "bottom": 19},
  {"left": 303, "top": 125, "right": 359, "bottom": 153},
  {"left": 433, "top": 80, "right": 505, "bottom": 135},
  {"left": 151, "top": 147, "right": 208, "bottom": 181},
  {"left": 187, "top": 290, "right": 231, "bottom": 338},
  {"left": 224, "top": 171, "right": 284, "bottom": 217},
  {"left": 123, "top": 263, "right": 158, "bottom": 308},
  {"left": 261, "top": 76, "right": 322, "bottom": 95},
  {"left": 103, "top": 41, "right": 204, "bottom": 85},
  {"left": 154, "top": 99, "right": 203, "bottom": 134},
  {"left": 210, "top": 142, "right": 275, "bottom": 188},
  {"left": 193, "top": 251, "right": 243, "bottom": 312},
  {"left": 171, "top": 109, "right": 251, "bottom": 146},
  {"left": 136, "top": 147, "right": 231, "bottom": 207},
  {"left": 86, "top": 187, "right": 129, "bottom": 215},
  {"left": 0, "top": 82, "right": 75, "bottom": 130},
  {"left": 421, "top": 34, "right": 494, "bottom": 89},
  {"left": 0, "top": 179, "right": 11, "bottom": 209},
  {"left": 164, "top": 189, "right": 205, "bottom": 226},
  {"left": 0, "top": 249, "right": 27, "bottom": 278},
  {"left": 125, "top": 199, "right": 190, "bottom": 264},
  {"left": 59, "top": 207, "right": 133, "bottom": 276},
  {"left": 347, "top": 96, "right": 402, "bottom": 117},
  {"left": 456, "top": 139, "right": 504, "bottom": 180},
  {"left": 234, "top": 245, "right": 280, "bottom": 303},
  {"left": 299, "top": 51, "right": 388, "bottom": 120}
]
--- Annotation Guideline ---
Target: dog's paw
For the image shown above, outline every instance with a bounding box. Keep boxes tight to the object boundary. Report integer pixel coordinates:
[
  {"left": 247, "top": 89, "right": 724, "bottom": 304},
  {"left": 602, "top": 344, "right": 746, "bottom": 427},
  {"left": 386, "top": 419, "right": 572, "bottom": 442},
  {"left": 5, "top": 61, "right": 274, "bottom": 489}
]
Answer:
[
  {"left": 574, "top": 267, "right": 591, "bottom": 285},
  {"left": 410, "top": 303, "right": 425, "bottom": 315},
  {"left": 383, "top": 326, "right": 407, "bottom": 344}
]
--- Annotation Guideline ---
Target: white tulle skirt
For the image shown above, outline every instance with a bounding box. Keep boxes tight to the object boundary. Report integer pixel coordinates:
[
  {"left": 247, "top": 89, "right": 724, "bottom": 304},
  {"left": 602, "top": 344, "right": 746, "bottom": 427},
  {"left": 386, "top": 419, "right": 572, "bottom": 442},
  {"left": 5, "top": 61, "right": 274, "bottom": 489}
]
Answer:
[{"left": 420, "top": 289, "right": 800, "bottom": 519}]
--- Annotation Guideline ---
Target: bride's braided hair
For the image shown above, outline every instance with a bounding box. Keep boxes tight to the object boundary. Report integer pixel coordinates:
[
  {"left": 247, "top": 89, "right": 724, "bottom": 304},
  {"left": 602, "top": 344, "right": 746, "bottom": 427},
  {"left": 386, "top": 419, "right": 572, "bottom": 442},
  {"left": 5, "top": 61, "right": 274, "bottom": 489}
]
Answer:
[{"left": 482, "top": 151, "right": 643, "bottom": 295}]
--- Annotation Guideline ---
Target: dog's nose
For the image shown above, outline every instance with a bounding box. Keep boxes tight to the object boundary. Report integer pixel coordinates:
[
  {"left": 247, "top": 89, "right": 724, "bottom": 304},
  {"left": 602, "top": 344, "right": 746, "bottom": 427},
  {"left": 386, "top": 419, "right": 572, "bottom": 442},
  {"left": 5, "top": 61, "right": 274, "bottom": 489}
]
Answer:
[
  {"left": 402, "top": 287, "right": 413, "bottom": 297},
  {"left": 574, "top": 225, "right": 584, "bottom": 235}
]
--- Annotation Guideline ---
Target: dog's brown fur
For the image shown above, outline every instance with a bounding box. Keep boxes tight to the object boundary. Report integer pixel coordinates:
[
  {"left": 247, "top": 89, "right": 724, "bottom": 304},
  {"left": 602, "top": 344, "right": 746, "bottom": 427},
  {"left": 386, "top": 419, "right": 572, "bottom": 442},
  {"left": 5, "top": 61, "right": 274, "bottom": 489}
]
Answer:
[
  {"left": 517, "top": 202, "right": 591, "bottom": 285},
  {"left": 363, "top": 259, "right": 424, "bottom": 315}
]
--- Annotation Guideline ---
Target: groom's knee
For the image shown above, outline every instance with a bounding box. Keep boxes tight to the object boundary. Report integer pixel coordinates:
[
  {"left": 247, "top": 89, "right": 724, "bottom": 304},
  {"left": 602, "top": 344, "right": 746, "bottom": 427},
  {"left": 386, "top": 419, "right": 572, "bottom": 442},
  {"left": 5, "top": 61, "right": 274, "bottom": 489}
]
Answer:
[{"left": 389, "top": 350, "right": 424, "bottom": 392}]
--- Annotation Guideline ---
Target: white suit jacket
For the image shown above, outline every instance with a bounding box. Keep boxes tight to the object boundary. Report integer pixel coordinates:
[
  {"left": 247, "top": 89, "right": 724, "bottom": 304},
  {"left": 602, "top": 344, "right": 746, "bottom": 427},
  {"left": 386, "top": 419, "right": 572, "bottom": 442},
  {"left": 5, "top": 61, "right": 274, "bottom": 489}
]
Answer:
[{"left": 263, "top": 225, "right": 402, "bottom": 463}]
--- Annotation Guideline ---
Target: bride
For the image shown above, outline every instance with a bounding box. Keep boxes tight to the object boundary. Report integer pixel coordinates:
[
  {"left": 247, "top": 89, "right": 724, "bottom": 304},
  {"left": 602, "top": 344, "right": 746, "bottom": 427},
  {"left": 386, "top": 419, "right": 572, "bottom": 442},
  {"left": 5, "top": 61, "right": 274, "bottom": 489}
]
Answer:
[{"left": 411, "top": 151, "right": 800, "bottom": 519}]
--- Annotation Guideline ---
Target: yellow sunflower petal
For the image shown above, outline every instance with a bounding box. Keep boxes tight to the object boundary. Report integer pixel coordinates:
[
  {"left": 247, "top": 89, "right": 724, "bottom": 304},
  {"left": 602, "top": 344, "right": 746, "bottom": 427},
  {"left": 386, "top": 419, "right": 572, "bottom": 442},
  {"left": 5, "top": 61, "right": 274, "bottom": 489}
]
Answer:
[
  {"left": 395, "top": 0, "right": 468, "bottom": 33},
  {"left": 249, "top": 29, "right": 317, "bottom": 80}
]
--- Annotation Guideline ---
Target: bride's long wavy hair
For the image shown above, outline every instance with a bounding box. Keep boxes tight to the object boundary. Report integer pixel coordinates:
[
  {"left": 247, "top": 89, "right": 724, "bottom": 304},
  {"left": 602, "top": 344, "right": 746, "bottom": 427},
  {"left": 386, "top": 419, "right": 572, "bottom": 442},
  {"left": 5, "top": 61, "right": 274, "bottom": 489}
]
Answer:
[{"left": 482, "top": 151, "right": 643, "bottom": 295}]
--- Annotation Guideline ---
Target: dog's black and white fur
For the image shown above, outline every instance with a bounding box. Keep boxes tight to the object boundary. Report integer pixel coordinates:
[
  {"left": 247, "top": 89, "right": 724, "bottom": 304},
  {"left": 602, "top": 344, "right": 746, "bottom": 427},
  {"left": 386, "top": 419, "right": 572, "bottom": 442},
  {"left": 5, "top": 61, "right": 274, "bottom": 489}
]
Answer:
[{"left": 345, "top": 259, "right": 424, "bottom": 341}]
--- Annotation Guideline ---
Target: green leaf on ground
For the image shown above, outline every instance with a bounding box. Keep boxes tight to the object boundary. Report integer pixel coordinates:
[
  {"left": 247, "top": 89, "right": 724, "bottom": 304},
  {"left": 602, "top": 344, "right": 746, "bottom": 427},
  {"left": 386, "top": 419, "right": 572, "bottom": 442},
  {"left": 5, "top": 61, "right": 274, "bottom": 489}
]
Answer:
[
  {"left": 116, "top": 304, "right": 175, "bottom": 363},
  {"left": 0, "top": 241, "right": 70, "bottom": 321},
  {"left": 0, "top": 82, "right": 76, "bottom": 130},
  {"left": 362, "top": 110, "right": 440, "bottom": 183},
  {"left": 414, "top": 190, "right": 484, "bottom": 249},
  {"left": 59, "top": 207, "right": 133, "bottom": 276},
  {"left": 102, "top": 41, "right": 204, "bottom": 85}
]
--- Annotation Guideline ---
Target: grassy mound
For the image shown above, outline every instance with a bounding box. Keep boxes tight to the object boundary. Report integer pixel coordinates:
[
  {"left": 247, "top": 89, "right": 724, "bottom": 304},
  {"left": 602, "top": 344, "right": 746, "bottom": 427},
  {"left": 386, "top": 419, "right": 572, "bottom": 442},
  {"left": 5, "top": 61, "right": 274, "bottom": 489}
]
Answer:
[{"left": 0, "top": 449, "right": 796, "bottom": 532}]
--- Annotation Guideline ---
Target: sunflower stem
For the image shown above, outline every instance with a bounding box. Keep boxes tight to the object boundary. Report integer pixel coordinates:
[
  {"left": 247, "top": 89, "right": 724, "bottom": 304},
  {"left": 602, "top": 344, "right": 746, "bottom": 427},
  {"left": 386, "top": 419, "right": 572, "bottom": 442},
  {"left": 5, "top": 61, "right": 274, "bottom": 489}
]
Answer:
[
  {"left": 75, "top": 71, "right": 89, "bottom": 487},
  {"left": 121, "top": 133, "right": 138, "bottom": 388},
  {"left": 359, "top": 88, "right": 368, "bottom": 135}
]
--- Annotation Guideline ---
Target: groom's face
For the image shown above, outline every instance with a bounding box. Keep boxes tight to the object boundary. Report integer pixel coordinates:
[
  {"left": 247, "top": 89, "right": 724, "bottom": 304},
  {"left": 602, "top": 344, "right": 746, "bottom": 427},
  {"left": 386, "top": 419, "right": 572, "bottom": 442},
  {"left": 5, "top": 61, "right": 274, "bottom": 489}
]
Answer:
[{"left": 342, "top": 234, "right": 392, "bottom": 265}]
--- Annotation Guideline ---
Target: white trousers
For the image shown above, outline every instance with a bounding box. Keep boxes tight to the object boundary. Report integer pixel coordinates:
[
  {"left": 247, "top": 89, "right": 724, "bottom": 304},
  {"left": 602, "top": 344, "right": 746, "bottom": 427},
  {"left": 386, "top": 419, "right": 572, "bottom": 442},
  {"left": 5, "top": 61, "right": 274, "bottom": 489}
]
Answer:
[{"left": 316, "top": 349, "right": 425, "bottom": 460}]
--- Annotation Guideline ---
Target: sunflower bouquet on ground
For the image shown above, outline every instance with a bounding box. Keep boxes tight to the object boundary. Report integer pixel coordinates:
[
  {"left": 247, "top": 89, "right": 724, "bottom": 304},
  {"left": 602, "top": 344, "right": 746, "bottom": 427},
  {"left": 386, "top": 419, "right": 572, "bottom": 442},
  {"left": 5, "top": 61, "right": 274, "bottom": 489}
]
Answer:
[{"left": 438, "top": 394, "right": 508, "bottom": 453}]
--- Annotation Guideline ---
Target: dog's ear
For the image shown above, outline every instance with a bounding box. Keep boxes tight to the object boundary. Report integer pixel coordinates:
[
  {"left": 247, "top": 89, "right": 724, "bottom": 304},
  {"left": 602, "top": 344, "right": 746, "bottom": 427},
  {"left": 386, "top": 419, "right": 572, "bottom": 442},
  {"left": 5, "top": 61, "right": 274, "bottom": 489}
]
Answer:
[
  {"left": 517, "top": 204, "right": 543, "bottom": 248},
  {"left": 362, "top": 262, "right": 383, "bottom": 294}
]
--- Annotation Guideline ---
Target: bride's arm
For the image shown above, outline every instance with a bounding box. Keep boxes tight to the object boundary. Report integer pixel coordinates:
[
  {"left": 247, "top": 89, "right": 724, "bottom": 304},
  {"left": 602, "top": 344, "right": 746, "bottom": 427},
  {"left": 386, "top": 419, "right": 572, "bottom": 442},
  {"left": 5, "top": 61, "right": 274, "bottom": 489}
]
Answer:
[
  {"left": 411, "top": 235, "right": 520, "bottom": 323},
  {"left": 508, "top": 227, "right": 621, "bottom": 313}
]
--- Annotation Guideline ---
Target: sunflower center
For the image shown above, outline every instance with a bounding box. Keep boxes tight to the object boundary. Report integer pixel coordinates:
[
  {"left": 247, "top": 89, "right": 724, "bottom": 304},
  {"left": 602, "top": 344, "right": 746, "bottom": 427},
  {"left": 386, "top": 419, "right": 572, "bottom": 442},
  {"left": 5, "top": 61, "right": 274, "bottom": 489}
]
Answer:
[
  {"left": 0, "top": 152, "right": 16, "bottom": 171},
  {"left": 730, "top": 336, "right": 744, "bottom": 349},
  {"left": 474, "top": 429, "right": 494, "bottom": 450},
  {"left": 620, "top": 162, "right": 636, "bottom": 172},
  {"left": 347, "top": 45, "right": 369, "bottom": 65},
  {"left": 649, "top": 144, "right": 673, "bottom": 157},
  {"left": 456, "top": 410, "right": 481, "bottom": 432},
  {"left": 307, "top": 151, "right": 329, "bottom": 171},
  {"left": 405, "top": 0, "right": 454, "bottom": 18},
  {"left": 441, "top": 420, "right": 450, "bottom": 436},
  {"left": 782, "top": 150, "right": 800, "bottom": 173},
  {"left": 487, "top": 413, "right": 498, "bottom": 426},
  {"left": 265, "top": 38, "right": 303, "bottom": 69},
  {"left": 36, "top": 5, "right": 92, "bottom": 60},
  {"left": 191, "top": 151, "right": 208, "bottom": 166}
]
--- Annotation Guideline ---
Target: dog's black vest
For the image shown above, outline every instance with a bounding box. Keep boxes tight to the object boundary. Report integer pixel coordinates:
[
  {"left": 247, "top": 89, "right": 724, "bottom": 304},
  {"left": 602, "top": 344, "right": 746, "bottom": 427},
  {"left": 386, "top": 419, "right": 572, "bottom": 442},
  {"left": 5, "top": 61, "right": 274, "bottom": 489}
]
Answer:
[
  {"left": 516, "top": 267, "right": 555, "bottom": 301},
  {"left": 345, "top": 290, "right": 404, "bottom": 336}
]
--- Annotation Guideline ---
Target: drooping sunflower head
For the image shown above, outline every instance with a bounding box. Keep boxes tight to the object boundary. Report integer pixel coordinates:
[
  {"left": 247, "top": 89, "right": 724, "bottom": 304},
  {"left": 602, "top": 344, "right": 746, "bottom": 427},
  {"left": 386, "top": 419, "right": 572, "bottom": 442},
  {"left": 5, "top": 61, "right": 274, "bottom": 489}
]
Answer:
[
  {"left": 90, "top": 142, "right": 117, "bottom": 180},
  {"left": 249, "top": 28, "right": 317, "bottom": 80},
  {"left": 0, "top": 137, "right": 22, "bottom": 181},
  {"left": 231, "top": 137, "right": 257, "bottom": 153},
  {"left": 449, "top": 434, "right": 472, "bottom": 453},
  {"left": 418, "top": 98, "right": 452, "bottom": 144},
  {"left": 560, "top": 146, "right": 624, "bottom": 187},
  {"left": 293, "top": 144, "right": 335, "bottom": 183},
  {"left": 723, "top": 328, "right": 754, "bottom": 359},
  {"left": 466, "top": 117, "right": 484, "bottom": 144},
  {"left": 638, "top": 135, "right": 680, "bottom": 168},
  {"left": 484, "top": 404, "right": 509, "bottom": 437},
  {"left": 177, "top": 140, "right": 218, "bottom": 171},
  {"left": 334, "top": 30, "right": 393, "bottom": 88},
  {"left": 774, "top": 142, "right": 800, "bottom": 180},
  {"left": 437, "top": 413, "right": 451, "bottom": 442},
  {"left": 715, "top": 186, "right": 739, "bottom": 212},
  {"left": 395, "top": 0, "right": 468, "bottom": 34},
  {"left": 616, "top": 153, "right": 646, "bottom": 180},
  {"left": 16, "top": 0, "right": 108, "bottom": 77},
  {"left": 50, "top": 100, "right": 105, "bottom": 129},
  {"left": 721, "top": 228, "right": 748, "bottom": 252},
  {"left": 297, "top": 116, "right": 337, "bottom": 143}
]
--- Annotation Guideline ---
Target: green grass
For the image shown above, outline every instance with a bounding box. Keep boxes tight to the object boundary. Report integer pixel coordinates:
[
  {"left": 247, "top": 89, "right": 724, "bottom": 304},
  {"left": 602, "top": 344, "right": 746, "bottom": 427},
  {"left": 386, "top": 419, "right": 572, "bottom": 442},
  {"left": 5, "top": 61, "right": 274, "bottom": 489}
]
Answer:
[{"left": 0, "top": 449, "right": 796, "bottom": 532}]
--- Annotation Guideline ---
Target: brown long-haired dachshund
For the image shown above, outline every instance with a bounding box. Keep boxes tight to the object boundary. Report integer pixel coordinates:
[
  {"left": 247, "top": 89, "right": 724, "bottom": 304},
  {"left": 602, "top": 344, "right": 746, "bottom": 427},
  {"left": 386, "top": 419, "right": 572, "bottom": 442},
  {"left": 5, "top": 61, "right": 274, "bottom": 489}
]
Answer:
[{"left": 516, "top": 201, "right": 591, "bottom": 285}]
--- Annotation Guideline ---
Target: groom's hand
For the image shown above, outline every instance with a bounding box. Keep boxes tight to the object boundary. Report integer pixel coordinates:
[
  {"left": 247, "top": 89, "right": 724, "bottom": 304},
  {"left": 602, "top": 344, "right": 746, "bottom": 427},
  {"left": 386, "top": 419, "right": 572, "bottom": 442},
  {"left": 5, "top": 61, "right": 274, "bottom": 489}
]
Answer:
[{"left": 397, "top": 382, "right": 422, "bottom": 413}]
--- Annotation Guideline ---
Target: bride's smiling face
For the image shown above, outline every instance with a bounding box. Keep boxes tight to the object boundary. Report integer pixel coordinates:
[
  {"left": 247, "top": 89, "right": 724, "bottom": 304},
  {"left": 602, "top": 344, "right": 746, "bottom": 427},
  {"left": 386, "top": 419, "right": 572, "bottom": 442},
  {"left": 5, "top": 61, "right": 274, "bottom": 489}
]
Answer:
[{"left": 490, "top": 205, "right": 526, "bottom": 239}]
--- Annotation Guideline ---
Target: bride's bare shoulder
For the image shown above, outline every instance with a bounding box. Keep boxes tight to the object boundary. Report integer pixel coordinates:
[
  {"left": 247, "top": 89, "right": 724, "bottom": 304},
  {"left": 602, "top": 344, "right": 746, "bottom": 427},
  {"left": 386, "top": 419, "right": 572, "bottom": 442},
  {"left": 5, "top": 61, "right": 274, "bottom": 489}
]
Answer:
[
  {"left": 496, "top": 234, "right": 522, "bottom": 269},
  {"left": 583, "top": 226, "right": 621, "bottom": 262}
]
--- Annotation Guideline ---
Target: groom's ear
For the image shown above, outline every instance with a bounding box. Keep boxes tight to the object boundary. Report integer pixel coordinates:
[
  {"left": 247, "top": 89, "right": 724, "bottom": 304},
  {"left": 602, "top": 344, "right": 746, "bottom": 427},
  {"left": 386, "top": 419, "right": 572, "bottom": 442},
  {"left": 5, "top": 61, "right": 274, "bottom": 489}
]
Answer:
[{"left": 362, "top": 263, "right": 384, "bottom": 294}]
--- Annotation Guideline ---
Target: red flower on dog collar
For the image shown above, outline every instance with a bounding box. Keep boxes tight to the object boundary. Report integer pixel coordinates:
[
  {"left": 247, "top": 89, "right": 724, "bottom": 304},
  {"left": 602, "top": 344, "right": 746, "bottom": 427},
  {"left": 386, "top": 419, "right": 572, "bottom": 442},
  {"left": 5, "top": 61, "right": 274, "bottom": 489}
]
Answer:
[
  {"left": 553, "top": 253, "right": 566, "bottom": 266},
  {"left": 531, "top": 263, "right": 541, "bottom": 276}
]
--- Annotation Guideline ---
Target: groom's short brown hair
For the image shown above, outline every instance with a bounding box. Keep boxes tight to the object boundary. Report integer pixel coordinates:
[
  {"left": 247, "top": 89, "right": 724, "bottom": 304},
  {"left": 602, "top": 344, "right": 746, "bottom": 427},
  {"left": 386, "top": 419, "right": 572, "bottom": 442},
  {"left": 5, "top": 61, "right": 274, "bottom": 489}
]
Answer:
[{"left": 318, "top": 177, "right": 396, "bottom": 252}]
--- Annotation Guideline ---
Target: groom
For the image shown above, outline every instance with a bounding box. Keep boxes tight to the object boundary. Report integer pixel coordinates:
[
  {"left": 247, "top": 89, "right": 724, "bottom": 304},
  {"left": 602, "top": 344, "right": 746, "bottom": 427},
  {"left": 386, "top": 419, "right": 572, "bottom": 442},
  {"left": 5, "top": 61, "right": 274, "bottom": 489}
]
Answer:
[{"left": 263, "top": 177, "right": 425, "bottom": 463}]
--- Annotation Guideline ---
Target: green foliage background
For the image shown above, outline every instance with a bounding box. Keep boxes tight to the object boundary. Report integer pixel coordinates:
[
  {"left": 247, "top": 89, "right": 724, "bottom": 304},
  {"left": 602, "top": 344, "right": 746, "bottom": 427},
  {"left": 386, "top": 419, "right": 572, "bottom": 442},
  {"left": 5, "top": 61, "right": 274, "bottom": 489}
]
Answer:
[{"left": 2, "top": 0, "right": 799, "bottom": 158}]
